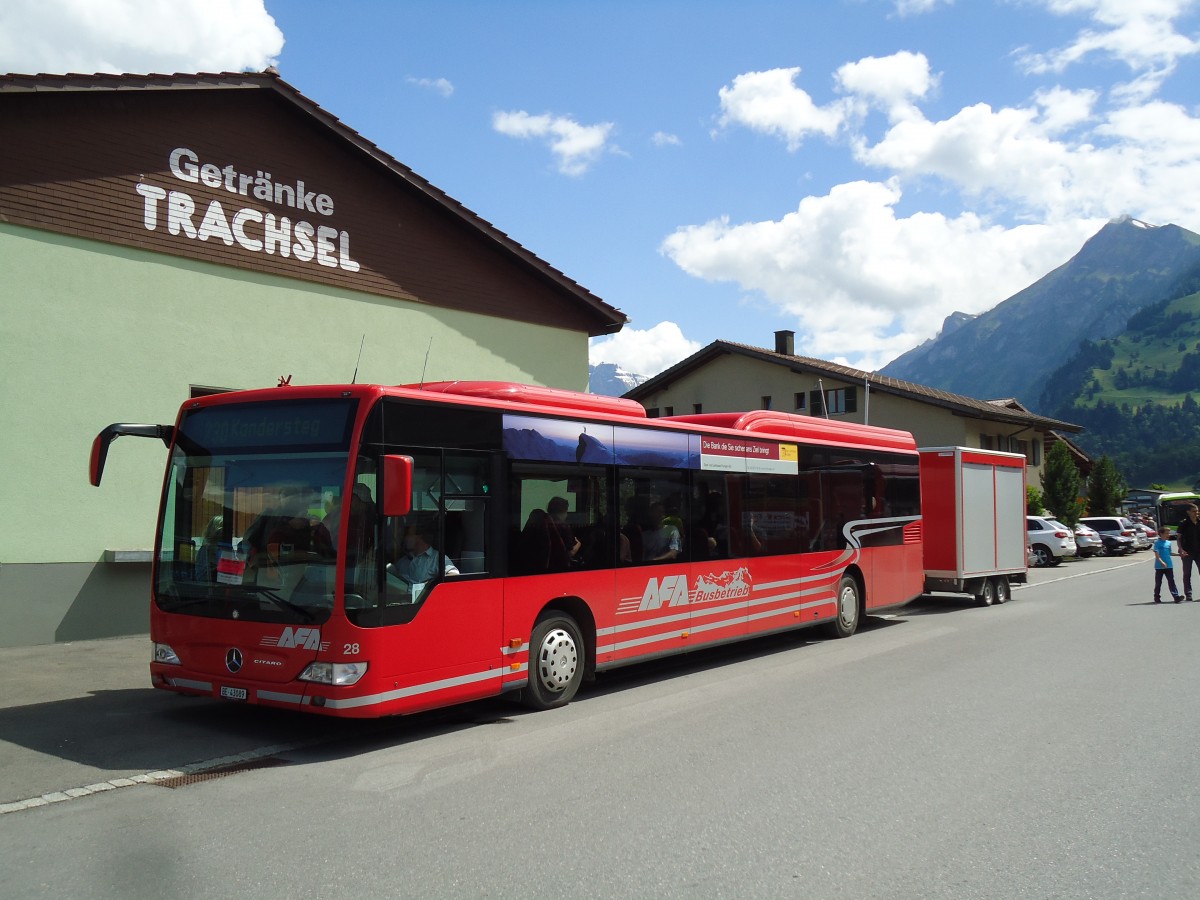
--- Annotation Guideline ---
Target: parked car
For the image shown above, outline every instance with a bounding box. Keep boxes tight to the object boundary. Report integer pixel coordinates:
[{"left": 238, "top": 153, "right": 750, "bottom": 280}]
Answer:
[
  {"left": 1073, "top": 522, "right": 1103, "bottom": 557},
  {"left": 1125, "top": 519, "right": 1152, "bottom": 550},
  {"left": 1079, "top": 516, "right": 1139, "bottom": 556},
  {"left": 1027, "top": 516, "right": 1077, "bottom": 567},
  {"left": 1134, "top": 521, "right": 1157, "bottom": 547},
  {"left": 1027, "top": 544, "right": 1038, "bottom": 567}
]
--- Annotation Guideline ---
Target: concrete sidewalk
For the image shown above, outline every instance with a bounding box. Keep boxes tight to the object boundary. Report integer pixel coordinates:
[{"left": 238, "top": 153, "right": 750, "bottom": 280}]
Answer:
[
  {"left": 0, "top": 635, "right": 151, "bottom": 711},
  {"left": 0, "top": 634, "right": 357, "bottom": 811}
]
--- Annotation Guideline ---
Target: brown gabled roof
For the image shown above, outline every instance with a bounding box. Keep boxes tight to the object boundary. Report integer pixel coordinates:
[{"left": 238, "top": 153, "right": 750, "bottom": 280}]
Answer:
[
  {"left": 0, "top": 70, "right": 628, "bottom": 335},
  {"left": 625, "top": 339, "right": 1083, "bottom": 433}
]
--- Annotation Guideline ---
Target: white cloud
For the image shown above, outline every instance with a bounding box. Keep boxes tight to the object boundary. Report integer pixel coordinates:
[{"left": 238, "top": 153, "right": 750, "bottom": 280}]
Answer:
[
  {"left": 661, "top": 180, "right": 1103, "bottom": 372},
  {"left": 589, "top": 322, "right": 702, "bottom": 378},
  {"left": 835, "top": 51, "right": 937, "bottom": 121},
  {"left": 407, "top": 76, "right": 454, "bottom": 98},
  {"left": 1018, "top": 0, "right": 1200, "bottom": 98},
  {"left": 652, "top": 131, "right": 681, "bottom": 147},
  {"left": 716, "top": 67, "right": 845, "bottom": 150},
  {"left": 0, "top": 0, "right": 282, "bottom": 74},
  {"left": 893, "top": 0, "right": 954, "bottom": 15},
  {"left": 857, "top": 93, "right": 1200, "bottom": 224},
  {"left": 492, "top": 110, "right": 616, "bottom": 176}
]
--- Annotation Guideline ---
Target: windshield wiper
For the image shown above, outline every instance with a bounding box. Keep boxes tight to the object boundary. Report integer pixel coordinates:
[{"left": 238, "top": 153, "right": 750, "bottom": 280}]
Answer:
[{"left": 240, "top": 585, "right": 317, "bottom": 621}]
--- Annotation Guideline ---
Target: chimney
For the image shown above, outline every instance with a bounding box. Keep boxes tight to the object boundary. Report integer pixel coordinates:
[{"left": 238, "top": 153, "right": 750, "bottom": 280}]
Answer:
[{"left": 774, "top": 330, "right": 795, "bottom": 356}]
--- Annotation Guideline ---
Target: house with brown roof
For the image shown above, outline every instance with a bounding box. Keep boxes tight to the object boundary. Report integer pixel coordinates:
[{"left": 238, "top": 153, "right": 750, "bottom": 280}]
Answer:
[
  {"left": 625, "top": 331, "right": 1085, "bottom": 486},
  {"left": 0, "top": 70, "right": 626, "bottom": 646}
]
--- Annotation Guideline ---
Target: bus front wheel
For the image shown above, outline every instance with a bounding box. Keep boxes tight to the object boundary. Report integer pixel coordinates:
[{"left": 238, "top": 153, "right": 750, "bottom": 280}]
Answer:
[
  {"left": 524, "top": 613, "right": 584, "bottom": 710},
  {"left": 828, "top": 575, "right": 861, "bottom": 638}
]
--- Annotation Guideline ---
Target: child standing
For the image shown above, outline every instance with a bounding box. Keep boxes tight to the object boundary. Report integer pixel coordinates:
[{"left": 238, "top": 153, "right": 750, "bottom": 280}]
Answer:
[{"left": 1153, "top": 527, "right": 1183, "bottom": 603}]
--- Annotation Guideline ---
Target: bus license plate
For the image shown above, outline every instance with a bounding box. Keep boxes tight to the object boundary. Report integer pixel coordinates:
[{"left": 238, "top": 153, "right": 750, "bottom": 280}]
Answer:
[{"left": 220, "top": 686, "right": 248, "bottom": 701}]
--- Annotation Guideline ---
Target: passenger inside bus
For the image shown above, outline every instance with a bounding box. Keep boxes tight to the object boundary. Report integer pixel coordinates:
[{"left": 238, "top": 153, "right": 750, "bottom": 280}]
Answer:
[
  {"left": 241, "top": 485, "right": 319, "bottom": 569},
  {"left": 194, "top": 514, "right": 224, "bottom": 582},
  {"left": 547, "top": 496, "right": 582, "bottom": 566},
  {"left": 642, "top": 501, "right": 682, "bottom": 562},
  {"left": 316, "top": 483, "right": 376, "bottom": 561}
]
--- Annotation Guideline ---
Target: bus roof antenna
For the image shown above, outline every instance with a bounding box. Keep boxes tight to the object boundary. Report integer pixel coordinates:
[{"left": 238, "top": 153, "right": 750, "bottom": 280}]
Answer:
[
  {"left": 418, "top": 337, "right": 433, "bottom": 390},
  {"left": 351, "top": 335, "right": 366, "bottom": 384}
]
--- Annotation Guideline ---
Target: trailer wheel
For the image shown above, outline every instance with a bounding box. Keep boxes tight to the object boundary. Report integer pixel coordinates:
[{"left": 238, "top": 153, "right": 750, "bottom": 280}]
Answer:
[
  {"left": 975, "top": 578, "right": 996, "bottom": 607},
  {"left": 828, "top": 575, "right": 861, "bottom": 638},
  {"left": 993, "top": 578, "right": 1010, "bottom": 604},
  {"left": 524, "top": 613, "right": 584, "bottom": 710}
]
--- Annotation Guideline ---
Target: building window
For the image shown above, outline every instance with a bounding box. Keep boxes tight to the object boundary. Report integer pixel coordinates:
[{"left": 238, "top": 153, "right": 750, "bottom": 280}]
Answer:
[
  {"left": 693, "top": 403, "right": 703, "bottom": 414},
  {"left": 981, "top": 434, "right": 995, "bottom": 450},
  {"left": 761, "top": 395, "right": 772, "bottom": 410},
  {"left": 1032, "top": 439, "right": 1042, "bottom": 466},
  {"left": 664, "top": 406, "right": 674, "bottom": 416},
  {"left": 645, "top": 408, "right": 660, "bottom": 418},
  {"left": 793, "top": 392, "right": 806, "bottom": 412},
  {"left": 807, "top": 387, "right": 856, "bottom": 416}
]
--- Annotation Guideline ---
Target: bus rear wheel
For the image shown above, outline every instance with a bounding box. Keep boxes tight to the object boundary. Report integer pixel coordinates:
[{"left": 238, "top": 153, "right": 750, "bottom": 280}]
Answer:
[
  {"left": 524, "top": 613, "right": 584, "bottom": 710},
  {"left": 828, "top": 575, "right": 861, "bottom": 638}
]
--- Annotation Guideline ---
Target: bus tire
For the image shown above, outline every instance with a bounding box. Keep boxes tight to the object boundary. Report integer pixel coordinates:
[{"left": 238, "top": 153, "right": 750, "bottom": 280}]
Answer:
[
  {"left": 828, "top": 575, "right": 861, "bottom": 638},
  {"left": 994, "top": 577, "right": 1010, "bottom": 604},
  {"left": 524, "top": 613, "right": 584, "bottom": 710},
  {"left": 975, "top": 578, "right": 996, "bottom": 607}
]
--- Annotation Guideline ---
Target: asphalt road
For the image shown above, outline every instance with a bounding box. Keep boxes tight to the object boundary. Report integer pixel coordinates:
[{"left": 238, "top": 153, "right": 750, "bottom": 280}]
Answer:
[{"left": 3, "top": 550, "right": 1197, "bottom": 898}]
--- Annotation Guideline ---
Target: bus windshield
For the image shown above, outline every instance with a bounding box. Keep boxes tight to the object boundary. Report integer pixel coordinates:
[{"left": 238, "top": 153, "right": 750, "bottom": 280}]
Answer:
[{"left": 155, "top": 399, "right": 358, "bottom": 624}]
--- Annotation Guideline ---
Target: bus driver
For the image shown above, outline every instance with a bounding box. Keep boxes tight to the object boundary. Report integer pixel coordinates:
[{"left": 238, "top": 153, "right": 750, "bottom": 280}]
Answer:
[{"left": 387, "top": 523, "right": 460, "bottom": 586}]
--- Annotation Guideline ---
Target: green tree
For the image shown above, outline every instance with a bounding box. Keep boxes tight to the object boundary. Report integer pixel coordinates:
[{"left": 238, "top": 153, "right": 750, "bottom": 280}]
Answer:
[
  {"left": 1041, "top": 442, "right": 1082, "bottom": 524},
  {"left": 1027, "top": 485, "right": 1045, "bottom": 515},
  {"left": 1087, "top": 456, "right": 1127, "bottom": 515}
]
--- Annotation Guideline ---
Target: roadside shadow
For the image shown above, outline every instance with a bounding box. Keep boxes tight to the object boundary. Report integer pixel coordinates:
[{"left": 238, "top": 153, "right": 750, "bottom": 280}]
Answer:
[
  {"left": 892, "top": 594, "right": 989, "bottom": 618},
  {"left": 0, "top": 615, "right": 910, "bottom": 799}
]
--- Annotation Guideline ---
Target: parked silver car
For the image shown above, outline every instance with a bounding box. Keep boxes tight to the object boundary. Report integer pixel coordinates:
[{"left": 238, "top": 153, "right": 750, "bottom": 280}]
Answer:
[
  {"left": 1027, "top": 516, "right": 1077, "bottom": 567},
  {"left": 1073, "top": 522, "right": 1103, "bottom": 557},
  {"left": 1078, "top": 516, "right": 1138, "bottom": 556}
]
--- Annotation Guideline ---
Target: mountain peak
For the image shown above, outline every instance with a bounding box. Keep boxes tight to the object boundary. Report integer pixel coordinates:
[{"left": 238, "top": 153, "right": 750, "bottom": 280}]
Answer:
[
  {"left": 589, "top": 362, "right": 648, "bottom": 397},
  {"left": 879, "top": 219, "right": 1200, "bottom": 405},
  {"left": 1107, "top": 214, "right": 1155, "bottom": 230}
]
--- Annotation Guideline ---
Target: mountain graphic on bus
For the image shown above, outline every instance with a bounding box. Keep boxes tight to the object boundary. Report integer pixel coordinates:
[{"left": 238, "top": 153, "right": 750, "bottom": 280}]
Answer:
[
  {"left": 693, "top": 567, "right": 751, "bottom": 603},
  {"left": 502, "top": 414, "right": 698, "bottom": 469}
]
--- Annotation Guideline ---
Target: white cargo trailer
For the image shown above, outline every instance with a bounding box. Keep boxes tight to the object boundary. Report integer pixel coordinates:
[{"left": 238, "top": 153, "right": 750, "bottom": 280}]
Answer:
[{"left": 919, "top": 446, "right": 1028, "bottom": 606}]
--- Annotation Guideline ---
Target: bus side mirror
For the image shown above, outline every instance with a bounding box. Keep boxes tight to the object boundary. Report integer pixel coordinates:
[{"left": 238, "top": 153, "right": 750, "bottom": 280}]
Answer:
[
  {"left": 90, "top": 432, "right": 111, "bottom": 487},
  {"left": 89, "top": 423, "right": 174, "bottom": 486},
  {"left": 382, "top": 454, "right": 414, "bottom": 517}
]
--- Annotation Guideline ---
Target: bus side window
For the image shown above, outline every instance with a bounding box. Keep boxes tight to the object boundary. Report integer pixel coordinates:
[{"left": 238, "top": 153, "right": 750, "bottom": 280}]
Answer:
[
  {"left": 618, "top": 470, "right": 688, "bottom": 565},
  {"left": 510, "top": 465, "right": 610, "bottom": 573},
  {"left": 443, "top": 453, "right": 491, "bottom": 576}
]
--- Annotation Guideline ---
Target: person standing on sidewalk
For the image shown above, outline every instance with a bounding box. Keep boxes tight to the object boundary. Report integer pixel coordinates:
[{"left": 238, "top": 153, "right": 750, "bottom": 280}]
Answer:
[
  {"left": 1153, "top": 526, "right": 1183, "bottom": 603},
  {"left": 1175, "top": 503, "right": 1200, "bottom": 601}
]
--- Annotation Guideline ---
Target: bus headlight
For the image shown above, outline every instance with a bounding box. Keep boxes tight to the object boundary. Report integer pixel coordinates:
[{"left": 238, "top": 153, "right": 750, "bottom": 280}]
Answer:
[
  {"left": 153, "top": 643, "right": 181, "bottom": 665},
  {"left": 299, "top": 661, "right": 368, "bottom": 686}
]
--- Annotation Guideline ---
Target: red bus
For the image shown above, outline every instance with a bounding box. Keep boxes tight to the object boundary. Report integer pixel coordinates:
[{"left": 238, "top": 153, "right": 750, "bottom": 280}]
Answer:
[{"left": 90, "top": 380, "right": 924, "bottom": 717}]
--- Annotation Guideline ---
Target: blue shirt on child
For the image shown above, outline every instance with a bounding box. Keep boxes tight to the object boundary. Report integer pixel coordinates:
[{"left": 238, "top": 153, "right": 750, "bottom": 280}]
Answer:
[{"left": 1153, "top": 537, "right": 1174, "bottom": 570}]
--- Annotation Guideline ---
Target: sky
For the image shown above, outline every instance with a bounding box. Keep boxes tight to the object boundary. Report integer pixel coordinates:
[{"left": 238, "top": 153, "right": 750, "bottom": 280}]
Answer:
[{"left": 4, "top": 0, "right": 1200, "bottom": 379}]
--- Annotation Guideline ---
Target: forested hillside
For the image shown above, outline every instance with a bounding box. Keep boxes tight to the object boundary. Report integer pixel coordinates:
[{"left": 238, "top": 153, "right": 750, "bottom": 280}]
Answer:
[{"left": 1041, "top": 291, "right": 1200, "bottom": 489}]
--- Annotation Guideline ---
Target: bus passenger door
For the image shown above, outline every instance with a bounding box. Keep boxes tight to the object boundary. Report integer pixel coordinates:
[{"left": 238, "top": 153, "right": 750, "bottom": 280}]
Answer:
[{"left": 375, "top": 450, "right": 502, "bottom": 698}]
